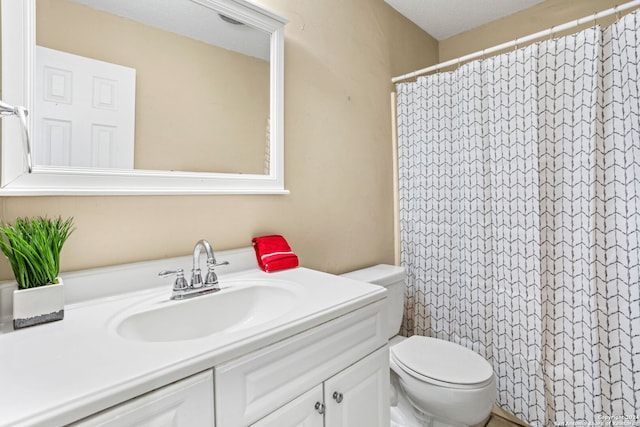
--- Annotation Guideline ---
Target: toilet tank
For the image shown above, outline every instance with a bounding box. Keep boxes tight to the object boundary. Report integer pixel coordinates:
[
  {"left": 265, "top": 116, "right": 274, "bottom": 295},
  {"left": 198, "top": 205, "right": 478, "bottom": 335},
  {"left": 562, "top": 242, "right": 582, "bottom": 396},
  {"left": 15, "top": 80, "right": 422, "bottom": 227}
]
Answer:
[{"left": 341, "top": 264, "right": 406, "bottom": 339}]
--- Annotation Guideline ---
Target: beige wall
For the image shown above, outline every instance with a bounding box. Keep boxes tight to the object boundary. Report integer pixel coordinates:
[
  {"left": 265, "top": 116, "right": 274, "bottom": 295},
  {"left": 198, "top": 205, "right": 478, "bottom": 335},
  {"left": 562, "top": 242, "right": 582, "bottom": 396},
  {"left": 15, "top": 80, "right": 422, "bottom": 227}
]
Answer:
[
  {"left": 439, "top": 0, "right": 637, "bottom": 62},
  {"left": 0, "top": 0, "right": 437, "bottom": 280},
  {"left": 4, "top": 0, "right": 636, "bottom": 283}
]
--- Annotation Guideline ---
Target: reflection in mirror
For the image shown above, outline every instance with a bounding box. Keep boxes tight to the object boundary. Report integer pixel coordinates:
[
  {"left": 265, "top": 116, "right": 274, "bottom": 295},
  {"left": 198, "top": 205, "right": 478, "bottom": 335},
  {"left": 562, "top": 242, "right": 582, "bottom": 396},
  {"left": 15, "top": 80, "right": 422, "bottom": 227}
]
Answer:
[{"left": 35, "top": 0, "right": 271, "bottom": 174}]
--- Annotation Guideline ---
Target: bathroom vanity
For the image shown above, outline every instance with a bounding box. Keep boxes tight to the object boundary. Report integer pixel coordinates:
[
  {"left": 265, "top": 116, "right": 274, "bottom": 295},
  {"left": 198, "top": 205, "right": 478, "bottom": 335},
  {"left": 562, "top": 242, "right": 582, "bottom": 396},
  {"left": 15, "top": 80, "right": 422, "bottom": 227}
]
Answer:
[{"left": 0, "top": 248, "right": 389, "bottom": 426}]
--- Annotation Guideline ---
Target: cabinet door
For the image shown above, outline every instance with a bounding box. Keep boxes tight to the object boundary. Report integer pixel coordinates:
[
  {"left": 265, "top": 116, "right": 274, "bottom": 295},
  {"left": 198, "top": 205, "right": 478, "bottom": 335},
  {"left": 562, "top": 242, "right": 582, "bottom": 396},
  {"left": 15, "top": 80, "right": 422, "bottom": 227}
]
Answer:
[
  {"left": 324, "top": 347, "right": 389, "bottom": 427},
  {"left": 70, "top": 371, "right": 214, "bottom": 427},
  {"left": 251, "top": 385, "right": 324, "bottom": 427}
]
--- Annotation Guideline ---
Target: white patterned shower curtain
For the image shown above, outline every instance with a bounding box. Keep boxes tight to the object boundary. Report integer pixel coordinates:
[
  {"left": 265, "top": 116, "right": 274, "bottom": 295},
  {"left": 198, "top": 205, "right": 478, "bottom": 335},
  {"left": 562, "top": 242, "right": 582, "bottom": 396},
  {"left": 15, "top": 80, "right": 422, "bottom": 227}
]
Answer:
[{"left": 396, "top": 11, "right": 640, "bottom": 427}]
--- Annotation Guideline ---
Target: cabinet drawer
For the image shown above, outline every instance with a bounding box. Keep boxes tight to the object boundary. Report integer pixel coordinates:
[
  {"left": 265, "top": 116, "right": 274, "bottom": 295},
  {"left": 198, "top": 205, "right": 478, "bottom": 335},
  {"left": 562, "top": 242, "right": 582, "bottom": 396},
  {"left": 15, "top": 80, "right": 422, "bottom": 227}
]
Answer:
[
  {"left": 215, "top": 300, "right": 386, "bottom": 426},
  {"left": 71, "top": 371, "right": 214, "bottom": 427}
]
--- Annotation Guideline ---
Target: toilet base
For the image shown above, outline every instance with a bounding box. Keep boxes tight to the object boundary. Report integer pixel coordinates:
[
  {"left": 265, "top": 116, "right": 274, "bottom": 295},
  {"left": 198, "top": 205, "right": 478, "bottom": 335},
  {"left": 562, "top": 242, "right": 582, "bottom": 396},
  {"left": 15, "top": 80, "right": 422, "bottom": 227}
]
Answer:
[
  {"left": 390, "top": 369, "right": 491, "bottom": 427},
  {"left": 391, "top": 371, "right": 422, "bottom": 426},
  {"left": 391, "top": 403, "right": 489, "bottom": 427}
]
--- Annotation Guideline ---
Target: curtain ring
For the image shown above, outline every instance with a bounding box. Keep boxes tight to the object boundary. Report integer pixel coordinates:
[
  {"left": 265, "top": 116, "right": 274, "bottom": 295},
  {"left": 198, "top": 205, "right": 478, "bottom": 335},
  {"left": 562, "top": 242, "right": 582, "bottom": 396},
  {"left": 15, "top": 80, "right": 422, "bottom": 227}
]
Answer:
[
  {"left": 549, "top": 26, "right": 554, "bottom": 41},
  {"left": 514, "top": 37, "right": 519, "bottom": 50},
  {"left": 615, "top": 5, "right": 620, "bottom": 21},
  {"left": 593, "top": 12, "right": 598, "bottom": 27}
]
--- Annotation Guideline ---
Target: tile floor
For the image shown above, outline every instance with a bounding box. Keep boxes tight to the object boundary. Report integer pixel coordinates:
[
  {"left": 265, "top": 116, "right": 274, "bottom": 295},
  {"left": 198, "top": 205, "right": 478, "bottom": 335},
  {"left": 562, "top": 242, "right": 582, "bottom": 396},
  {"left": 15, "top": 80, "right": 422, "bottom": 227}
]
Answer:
[{"left": 484, "top": 406, "right": 531, "bottom": 427}]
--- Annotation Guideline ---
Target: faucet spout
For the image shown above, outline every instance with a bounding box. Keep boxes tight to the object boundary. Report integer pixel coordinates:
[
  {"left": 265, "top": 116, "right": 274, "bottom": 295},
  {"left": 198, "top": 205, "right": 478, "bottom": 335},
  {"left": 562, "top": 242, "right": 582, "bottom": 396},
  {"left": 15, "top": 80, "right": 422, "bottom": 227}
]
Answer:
[
  {"left": 191, "top": 240, "right": 211, "bottom": 288},
  {"left": 191, "top": 239, "right": 228, "bottom": 289},
  {"left": 193, "top": 239, "right": 215, "bottom": 268}
]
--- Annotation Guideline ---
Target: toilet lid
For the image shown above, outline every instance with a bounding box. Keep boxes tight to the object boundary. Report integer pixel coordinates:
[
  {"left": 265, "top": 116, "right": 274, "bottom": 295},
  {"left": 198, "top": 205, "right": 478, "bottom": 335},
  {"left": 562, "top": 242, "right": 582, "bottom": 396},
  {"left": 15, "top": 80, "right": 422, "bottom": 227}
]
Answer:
[{"left": 391, "top": 336, "right": 493, "bottom": 385}]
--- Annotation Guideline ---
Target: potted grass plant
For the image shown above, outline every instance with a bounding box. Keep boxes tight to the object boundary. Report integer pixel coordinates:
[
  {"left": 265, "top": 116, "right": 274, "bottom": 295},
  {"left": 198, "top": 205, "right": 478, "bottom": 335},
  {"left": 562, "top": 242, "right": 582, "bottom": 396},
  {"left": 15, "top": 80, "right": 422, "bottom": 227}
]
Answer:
[{"left": 0, "top": 216, "right": 74, "bottom": 329}]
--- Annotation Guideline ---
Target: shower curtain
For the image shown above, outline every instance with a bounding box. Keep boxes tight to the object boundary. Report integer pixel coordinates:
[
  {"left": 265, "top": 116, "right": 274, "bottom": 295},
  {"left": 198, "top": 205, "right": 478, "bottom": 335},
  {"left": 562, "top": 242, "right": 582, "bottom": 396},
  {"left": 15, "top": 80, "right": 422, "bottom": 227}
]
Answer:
[{"left": 396, "top": 11, "right": 639, "bottom": 427}]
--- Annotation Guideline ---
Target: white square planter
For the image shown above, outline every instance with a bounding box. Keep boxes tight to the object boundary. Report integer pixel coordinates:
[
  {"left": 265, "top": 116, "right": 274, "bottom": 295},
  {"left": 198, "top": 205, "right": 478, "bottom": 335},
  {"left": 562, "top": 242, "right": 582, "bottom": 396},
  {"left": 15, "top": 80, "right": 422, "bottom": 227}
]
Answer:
[{"left": 13, "top": 278, "right": 64, "bottom": 329}]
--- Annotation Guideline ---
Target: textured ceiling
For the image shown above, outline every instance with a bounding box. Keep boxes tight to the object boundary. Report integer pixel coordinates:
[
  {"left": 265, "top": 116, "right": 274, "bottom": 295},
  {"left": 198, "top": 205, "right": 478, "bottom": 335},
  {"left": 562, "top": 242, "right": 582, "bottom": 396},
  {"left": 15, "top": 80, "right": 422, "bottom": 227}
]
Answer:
[
  {"left": 384, "top": 0, "right": 545, "bottom": 40},
  {"left": 69, "top": 0, "right": 270, "bottom": 60}
]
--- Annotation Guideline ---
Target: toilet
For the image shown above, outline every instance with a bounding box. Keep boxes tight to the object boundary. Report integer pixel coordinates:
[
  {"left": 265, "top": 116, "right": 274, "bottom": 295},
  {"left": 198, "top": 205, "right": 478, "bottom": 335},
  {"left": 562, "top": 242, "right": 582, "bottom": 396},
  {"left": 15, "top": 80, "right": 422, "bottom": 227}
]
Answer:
[{"left": 341, "top": 265, "right": 496, "bottom": 427}]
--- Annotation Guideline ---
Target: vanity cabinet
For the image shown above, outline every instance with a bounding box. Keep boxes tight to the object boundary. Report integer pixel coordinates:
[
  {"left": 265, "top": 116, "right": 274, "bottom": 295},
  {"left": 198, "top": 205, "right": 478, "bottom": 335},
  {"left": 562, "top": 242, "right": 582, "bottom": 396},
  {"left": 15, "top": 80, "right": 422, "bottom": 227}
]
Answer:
[
  {"left": 215, "top": 300, "right": 388, "bottom": 427},
  {"left": 251, "top": 347, "right": 389, "bottom": 427},
  {"left": 0, "top": 251, "right": 389, "bottom": 427},
  {"left": 70, "top": 371, "right": 214, "bottom": 427}
]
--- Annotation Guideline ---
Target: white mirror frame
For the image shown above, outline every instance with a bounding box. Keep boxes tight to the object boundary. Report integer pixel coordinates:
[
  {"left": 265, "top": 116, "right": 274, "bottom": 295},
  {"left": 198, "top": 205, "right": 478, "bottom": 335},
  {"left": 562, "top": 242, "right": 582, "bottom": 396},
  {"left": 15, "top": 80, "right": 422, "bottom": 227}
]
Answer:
[{"left": 0, "top": 0, "right": 288, "bottom": 195}]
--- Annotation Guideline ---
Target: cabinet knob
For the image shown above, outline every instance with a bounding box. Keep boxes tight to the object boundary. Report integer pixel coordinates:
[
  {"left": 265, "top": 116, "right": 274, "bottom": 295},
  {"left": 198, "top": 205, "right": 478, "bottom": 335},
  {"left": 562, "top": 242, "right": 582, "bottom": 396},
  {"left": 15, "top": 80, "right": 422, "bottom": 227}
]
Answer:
[
  {"left": 315, "top": 401, "right": 325, "bottom": 414},
  {"left": 332, "top": 391, "right": 343, "bottom": 403}
]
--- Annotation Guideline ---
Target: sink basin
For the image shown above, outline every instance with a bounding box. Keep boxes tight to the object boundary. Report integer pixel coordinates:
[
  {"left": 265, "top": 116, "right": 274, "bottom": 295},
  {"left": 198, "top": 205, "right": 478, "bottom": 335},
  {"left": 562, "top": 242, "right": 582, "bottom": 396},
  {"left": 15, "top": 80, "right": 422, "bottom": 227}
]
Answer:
[{"left": 114, "top": 280, "right": 300, "bottom": 342}]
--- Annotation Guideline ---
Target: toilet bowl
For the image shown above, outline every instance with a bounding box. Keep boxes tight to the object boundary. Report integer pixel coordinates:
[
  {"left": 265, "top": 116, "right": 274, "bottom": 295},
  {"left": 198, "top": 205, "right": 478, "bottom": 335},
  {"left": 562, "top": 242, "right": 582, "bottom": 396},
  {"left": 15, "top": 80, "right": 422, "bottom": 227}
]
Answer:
[
  {"left": 390, "top": 335, "right": 496, "bottom": 426},
  {"left": 341, "top": 265, "right": 496, "bottom": 427}
]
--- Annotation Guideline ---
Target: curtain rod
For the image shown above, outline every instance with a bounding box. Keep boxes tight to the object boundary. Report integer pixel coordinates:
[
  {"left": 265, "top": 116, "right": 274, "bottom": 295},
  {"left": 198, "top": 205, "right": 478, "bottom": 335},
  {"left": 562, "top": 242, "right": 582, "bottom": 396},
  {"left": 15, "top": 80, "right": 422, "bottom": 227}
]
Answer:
[{"left": 392, "top": 0, "right": 640, "bottom": 83}]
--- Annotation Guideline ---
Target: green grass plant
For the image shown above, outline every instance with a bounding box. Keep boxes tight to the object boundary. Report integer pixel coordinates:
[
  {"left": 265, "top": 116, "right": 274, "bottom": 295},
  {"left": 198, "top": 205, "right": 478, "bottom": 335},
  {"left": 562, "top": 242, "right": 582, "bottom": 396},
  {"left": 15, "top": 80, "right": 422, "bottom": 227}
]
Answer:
[{"left": 0, "top": 216, "right": 74, "bottom": 290}]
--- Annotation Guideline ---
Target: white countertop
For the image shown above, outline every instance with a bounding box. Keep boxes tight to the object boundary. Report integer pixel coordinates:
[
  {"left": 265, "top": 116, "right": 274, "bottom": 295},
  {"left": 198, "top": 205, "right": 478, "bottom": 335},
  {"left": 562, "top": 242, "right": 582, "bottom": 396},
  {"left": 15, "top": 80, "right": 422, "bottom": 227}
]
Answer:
[{"left": 0, "top": 250, "right": 385, "bottom": 427}]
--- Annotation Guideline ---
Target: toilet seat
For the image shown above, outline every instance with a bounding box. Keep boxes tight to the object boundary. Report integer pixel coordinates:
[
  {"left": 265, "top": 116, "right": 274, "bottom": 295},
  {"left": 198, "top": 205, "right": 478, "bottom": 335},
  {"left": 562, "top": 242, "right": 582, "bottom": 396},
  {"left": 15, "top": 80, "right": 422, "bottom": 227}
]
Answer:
[{"left": 390, "top": 336, "right": 494, "bottom": 389}]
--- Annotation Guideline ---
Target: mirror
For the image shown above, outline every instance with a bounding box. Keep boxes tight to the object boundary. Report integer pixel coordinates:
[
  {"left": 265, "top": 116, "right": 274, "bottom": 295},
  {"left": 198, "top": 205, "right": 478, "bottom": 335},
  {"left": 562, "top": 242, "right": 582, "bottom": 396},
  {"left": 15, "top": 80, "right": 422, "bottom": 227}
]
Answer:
[{"left": 0, "top": 0, "right": 288, "bottom": 195}]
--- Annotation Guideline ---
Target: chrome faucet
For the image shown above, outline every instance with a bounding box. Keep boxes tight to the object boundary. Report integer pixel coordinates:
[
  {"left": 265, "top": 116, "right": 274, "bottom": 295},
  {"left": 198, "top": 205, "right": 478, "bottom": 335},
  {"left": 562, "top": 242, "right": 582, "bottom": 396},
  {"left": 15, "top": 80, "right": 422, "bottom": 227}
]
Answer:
[
  {"left": 159, "top": 239, "right": 229, "bottom": 300},
  {"left": 191, "top": 239, "right": 228, "bottom": 288}
]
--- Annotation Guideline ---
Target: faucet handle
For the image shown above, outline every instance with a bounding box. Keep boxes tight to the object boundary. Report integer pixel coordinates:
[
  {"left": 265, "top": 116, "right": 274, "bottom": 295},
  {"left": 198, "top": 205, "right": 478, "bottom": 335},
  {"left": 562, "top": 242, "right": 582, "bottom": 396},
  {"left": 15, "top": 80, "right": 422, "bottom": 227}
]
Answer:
[
  {"left": 212, "top": 260, "right": 229, "bottom": 268},
  {"left": 159, "top": 268, "right": 189, "bottom": 291},
  {"left": 203, "top": 259, "right": 229, "bottom": 286},
  {"left": 204, "top": 270, "right": 218, "bottom": 286}
]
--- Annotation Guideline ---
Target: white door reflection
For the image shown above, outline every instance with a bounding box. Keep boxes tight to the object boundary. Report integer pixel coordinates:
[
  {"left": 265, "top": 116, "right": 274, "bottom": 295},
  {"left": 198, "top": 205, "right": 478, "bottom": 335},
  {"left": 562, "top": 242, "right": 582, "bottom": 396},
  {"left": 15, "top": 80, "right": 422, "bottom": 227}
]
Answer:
[{"left": 35, "top": 46, "right": 136, "bottom": 169}]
